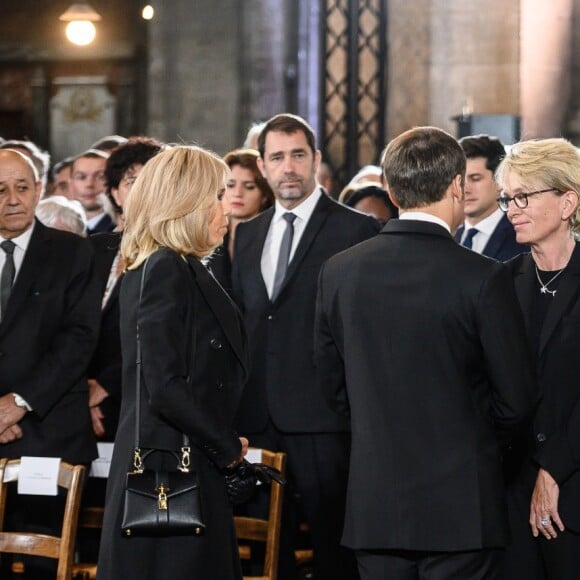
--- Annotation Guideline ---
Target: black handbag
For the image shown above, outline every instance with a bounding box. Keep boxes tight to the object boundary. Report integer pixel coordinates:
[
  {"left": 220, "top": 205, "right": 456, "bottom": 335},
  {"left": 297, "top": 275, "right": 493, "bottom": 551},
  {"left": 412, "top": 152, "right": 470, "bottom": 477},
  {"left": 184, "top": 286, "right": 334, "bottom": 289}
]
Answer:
[{"left": 121, "top": 259, "right": 205, "bottom": 537}]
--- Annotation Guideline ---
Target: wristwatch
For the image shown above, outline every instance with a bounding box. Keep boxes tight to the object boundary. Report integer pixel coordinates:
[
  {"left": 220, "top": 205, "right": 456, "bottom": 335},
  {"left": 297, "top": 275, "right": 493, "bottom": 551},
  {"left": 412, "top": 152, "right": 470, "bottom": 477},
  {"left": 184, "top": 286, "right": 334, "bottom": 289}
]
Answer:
[{"left": 12, "top": 393, "right": 31, "bottom": 411}]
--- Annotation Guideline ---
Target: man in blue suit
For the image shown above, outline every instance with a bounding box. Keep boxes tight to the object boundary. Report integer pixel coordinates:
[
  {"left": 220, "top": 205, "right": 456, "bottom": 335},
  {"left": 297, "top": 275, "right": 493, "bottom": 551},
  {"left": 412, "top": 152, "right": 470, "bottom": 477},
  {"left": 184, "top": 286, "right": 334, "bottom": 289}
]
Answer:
[{"left": 454, "top": 134, "right": 527, "bottom": 261}]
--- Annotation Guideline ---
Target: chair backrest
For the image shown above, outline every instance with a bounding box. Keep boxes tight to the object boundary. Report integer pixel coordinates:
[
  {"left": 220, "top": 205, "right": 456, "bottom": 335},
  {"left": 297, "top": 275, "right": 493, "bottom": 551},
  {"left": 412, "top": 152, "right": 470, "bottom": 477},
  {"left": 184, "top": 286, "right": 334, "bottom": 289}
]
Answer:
[
  {"left": 235, "top": 448, "right": 286, "bottom": 580},
  {"left": 0, "top": 458, "right": 86, "bottom": 580}
]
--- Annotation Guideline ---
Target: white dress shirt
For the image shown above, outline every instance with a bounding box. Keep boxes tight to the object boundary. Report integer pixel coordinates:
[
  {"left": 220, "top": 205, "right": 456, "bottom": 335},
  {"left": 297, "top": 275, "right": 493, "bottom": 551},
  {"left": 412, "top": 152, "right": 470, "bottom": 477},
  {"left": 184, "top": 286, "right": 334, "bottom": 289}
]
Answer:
[
  {"left": 460, "top": 208, "right": 503, "bottom": 254},
  {"left": 261, "top": 187, "right": 323, "bottom": 299},
  {"left": 399, "top": 211, "right": 451, "bottom": 234}
]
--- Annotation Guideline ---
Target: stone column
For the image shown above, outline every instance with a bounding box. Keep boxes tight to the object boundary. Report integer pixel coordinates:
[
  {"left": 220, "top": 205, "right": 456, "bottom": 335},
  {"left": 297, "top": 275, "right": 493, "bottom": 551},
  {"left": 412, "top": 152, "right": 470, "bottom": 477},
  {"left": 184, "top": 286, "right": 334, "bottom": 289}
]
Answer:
[
  {"left": 146, "top": 0, "right": 240, "bottom": 154},
  {"left": 429, "top": 0, "right": 520, "bottom": 136},
  {"left": 520, "top": 0, "right": 574, "bottom": 138}
]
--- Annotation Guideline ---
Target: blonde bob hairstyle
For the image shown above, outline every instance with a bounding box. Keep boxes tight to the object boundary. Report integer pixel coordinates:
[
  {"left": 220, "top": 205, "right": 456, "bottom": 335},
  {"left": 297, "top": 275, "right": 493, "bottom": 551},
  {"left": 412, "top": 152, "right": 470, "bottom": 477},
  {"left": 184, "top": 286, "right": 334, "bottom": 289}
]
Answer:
[
  {"left": 121, "top": 145, "right": 228, "bottom": 270},
  {"left": 496, "top": 138, "right": 580, "bottom": 236}
]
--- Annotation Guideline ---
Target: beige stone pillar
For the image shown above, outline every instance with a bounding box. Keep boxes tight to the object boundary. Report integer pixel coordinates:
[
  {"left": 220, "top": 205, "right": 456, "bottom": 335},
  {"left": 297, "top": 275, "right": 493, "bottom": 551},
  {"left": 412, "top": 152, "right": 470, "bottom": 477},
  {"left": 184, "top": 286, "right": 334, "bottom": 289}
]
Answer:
[
  {"left": 429, "top": 0, "right": 520, "bottom": 136},
  {"left": 520, "top": 0, "right": 574, "bottom": 138}
]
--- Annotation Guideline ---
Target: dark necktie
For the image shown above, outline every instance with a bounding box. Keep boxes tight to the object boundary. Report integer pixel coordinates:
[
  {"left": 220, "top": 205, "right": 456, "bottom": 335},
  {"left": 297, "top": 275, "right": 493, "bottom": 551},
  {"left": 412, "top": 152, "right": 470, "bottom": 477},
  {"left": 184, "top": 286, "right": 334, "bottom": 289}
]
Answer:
[
  {"left": 272, "top": 212, "right": 297, "bottom": 300},
  {"left": 462, "top": 228, "right": 479, "bottom": 249},
  {"left": 1, "top": 240, "right": 16, "bottom": 317}
]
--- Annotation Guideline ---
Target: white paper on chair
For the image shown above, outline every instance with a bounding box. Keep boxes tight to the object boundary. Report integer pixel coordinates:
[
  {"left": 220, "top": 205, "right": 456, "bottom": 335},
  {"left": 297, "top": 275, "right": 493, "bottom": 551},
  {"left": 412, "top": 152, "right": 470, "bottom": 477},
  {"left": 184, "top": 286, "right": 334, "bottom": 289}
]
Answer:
[
  {"left": 89, "top": 442, "right": 114, "bottom": 478},
  {"left": 17, "top": 456, "right": 60, "bottom": 496},
  {"left": 245, "top": 448, "right": 263, "bottom": 463}
]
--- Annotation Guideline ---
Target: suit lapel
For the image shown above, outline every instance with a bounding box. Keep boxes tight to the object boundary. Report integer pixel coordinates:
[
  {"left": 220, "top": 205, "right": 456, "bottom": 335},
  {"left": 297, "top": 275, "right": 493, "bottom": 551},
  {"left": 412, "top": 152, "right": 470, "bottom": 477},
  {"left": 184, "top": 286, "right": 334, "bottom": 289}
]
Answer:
[
  {"left": 538, "top": 243, "right": 580, "bottom": 357},
  {"left": 482, "top": 216, "right": 509, "bottom": 258},
  {"left": 0, "top": 221, "right": 49, "bottom": 333},
  {"left": 272, "top": 193, "right": 330, "bottom": 302},
  {"left": 248, "top": 208, "right": 274, "bottom": 304},
  {"left": 512, "top": 254, "right": 536, "bottom": 339},
  {"left": 186, "top": 256, "right": 248, "bottom": 372}
]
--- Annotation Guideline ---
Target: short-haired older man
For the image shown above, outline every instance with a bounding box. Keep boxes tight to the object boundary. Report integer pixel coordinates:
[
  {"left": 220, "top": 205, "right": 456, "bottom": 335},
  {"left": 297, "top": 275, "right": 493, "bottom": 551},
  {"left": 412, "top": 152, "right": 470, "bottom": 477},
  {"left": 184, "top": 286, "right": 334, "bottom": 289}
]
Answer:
[
  {"left": 0, "top": 148, "right": 100, "bottom": 576},
  {"left": 315, "top": 127, "right": 538, "bottom": 579}
]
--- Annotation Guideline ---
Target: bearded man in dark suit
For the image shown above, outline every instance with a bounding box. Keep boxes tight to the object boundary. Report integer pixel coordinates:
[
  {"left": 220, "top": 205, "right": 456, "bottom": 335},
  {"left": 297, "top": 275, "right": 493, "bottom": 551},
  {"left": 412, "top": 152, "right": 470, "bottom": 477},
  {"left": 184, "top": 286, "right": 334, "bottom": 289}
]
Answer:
[
  {"left": 0, "top": 148, "right": 100, "bottom": 577},
  {"left": 315, "top": 127, "right": 538, "bottom": 580},
  {"left": 232, "top": 113, "right": 380, "bottom": 580}
]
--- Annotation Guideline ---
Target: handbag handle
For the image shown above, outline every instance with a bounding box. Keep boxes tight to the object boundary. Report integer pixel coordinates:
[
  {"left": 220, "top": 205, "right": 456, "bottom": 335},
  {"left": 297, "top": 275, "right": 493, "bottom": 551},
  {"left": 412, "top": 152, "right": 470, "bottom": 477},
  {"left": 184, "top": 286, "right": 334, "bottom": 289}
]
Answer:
[{"left": 132, "top": 256, "right": 193, "bottom": 474}]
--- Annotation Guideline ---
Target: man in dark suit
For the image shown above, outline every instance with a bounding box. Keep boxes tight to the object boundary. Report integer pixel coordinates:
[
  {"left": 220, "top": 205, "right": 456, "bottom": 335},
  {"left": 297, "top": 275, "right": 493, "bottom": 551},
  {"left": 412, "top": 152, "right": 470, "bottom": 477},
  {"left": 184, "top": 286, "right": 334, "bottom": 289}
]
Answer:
[
  {"left": 315, "top": 127, "right": 538, "bottom": 579},
  {"left": 454, "top": 134, "right": 527, "bottom": 261},
  {"left": 69, "top": 149, "right": 116, "bottom": 234},
  {"left": 0, "top": 149, "right": 100, "bottom": 576},
  {"left": 232, "top": 113, "right": 380, "bottom": 580}
]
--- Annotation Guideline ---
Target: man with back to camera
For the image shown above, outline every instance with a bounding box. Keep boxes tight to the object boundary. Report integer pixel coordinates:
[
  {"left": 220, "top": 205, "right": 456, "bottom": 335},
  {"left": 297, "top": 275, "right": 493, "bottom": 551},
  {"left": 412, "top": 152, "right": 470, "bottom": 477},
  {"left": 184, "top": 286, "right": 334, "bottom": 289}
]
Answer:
[
  {"left": 0, "top": 148, "right": 100, "bottom": 577},
  {"left": 455, "top": 134, "right": 527, "bottom": 260},
  {"left": 314, "top": 126, "right": 538, "bottom": 579},
  {"left": 232, "top": 113, "right": 380, "bottom": 579}
]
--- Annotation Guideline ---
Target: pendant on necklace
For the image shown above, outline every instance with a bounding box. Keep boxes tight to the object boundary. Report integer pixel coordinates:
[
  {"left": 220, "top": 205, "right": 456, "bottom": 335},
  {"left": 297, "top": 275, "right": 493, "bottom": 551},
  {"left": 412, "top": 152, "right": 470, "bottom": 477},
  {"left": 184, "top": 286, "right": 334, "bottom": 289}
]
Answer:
[{"left": 540, "top": 286, "right": 557, "bottom": 296}]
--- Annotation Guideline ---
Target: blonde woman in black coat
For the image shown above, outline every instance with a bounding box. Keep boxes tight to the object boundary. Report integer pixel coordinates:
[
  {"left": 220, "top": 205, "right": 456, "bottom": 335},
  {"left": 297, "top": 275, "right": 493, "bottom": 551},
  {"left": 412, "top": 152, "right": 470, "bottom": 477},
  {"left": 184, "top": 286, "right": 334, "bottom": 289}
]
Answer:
[
  {"left": 97, "top": 145, "right": 249, "bottom": 579},
  {"left": 498, "top": 138, "right": 580, "bottom": 579}
]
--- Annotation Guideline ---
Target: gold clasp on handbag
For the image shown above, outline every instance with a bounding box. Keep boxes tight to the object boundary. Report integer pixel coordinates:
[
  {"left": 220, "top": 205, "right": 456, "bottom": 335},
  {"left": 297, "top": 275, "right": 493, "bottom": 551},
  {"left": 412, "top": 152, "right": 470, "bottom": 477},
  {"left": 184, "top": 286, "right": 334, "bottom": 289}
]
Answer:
[
  {"left": 178, "top": 446, "right": 191, "bottom": 473},
  {"left": 156, "top": 483, "right": 169, "bottom": 510},
  {"left": 132, "top": 448, "right": 144, "bottom": 474}
]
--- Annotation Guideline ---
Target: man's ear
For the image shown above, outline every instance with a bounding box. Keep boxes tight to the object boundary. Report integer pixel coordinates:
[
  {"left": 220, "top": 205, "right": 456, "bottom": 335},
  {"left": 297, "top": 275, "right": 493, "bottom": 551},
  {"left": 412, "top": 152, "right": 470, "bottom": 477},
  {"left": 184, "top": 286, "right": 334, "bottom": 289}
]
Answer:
[
  {"left": 452, "top": 174, "right": 464, "bottom": 201},
  {"left": 384, "top": 181, "right": 400, "bottom": 208},
  {"left": 257, "top": 156, "right": 266, "bottom": 178}
]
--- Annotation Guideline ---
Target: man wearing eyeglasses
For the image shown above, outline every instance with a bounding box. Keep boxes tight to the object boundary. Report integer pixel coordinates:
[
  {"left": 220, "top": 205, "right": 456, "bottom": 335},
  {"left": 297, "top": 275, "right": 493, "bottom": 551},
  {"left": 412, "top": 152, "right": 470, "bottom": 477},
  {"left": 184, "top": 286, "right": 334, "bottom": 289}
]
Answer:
[
  {"left": 69, "top": 149, "right": 116, "bottom": 235},
  {"left": 454, "top": 134, "right": 528, "bottom": 261}
]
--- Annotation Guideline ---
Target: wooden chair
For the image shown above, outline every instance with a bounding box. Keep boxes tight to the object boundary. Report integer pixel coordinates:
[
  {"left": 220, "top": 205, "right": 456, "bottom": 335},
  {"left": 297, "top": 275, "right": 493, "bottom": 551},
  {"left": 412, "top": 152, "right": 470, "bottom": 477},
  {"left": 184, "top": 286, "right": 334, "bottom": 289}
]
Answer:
[
  {"left": 235, "top": 448, "right": 286, "bottom": 580},
  {"left": 0, "top": 457, "right": 85, "bottom": 580},
  {"left": 71, "top": 506, "right": 104, "bottom": 580}
]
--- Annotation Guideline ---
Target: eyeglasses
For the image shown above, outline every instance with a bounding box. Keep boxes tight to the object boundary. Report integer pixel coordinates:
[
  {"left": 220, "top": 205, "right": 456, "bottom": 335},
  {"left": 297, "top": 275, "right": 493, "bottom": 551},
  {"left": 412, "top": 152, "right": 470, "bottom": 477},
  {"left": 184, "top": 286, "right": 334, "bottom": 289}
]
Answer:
[{"left": 497, "top": 188, "right": 560, "bottom": 212}]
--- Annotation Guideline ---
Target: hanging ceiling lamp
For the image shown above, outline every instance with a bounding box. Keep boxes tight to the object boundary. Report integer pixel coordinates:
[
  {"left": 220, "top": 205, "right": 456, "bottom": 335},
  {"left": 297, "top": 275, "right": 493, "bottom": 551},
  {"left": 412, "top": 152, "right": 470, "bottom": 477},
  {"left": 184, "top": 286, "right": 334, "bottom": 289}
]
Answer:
[{"left": 59, "top": 2, "right": 102, "bottom": 46}]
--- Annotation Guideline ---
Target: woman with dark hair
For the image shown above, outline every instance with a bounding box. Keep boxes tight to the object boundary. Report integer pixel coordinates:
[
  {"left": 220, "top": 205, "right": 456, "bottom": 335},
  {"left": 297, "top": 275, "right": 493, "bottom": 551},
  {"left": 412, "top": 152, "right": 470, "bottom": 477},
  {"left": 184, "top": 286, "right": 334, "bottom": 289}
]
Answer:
[
  {"left": 340, "top": 182, "right": 398, "bottom": 226},
  {"left": 208, "top": 148, "right": 274, "bottom": 290}
]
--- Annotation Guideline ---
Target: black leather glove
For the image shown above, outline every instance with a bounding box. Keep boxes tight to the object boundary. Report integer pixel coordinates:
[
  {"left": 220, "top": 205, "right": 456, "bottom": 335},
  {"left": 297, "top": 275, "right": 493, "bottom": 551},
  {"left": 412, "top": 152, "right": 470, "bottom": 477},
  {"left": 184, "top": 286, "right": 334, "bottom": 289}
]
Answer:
[{"left": 224, "top": 459, "right": 286, "bottom": 505}]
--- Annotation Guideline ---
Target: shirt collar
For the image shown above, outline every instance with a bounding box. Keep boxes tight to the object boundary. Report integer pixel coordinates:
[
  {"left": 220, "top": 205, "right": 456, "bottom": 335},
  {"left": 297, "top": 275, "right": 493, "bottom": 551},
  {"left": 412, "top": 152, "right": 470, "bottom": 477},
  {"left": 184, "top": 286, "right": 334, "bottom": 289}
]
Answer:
[
  {"left": 0, "top": 220, "right": 35, "bottom": 252},
  {"left": 273, "top": 186, "right": 322, "bottom": 223},
  {"left": 464, "top": 207, "right": 504, "bottom": 236},
  {"left": 86, "top": 211, "right": 106, "bottom": 230},
  {"left": 399, "top": 211, "right": 451, "bottom": 233}
]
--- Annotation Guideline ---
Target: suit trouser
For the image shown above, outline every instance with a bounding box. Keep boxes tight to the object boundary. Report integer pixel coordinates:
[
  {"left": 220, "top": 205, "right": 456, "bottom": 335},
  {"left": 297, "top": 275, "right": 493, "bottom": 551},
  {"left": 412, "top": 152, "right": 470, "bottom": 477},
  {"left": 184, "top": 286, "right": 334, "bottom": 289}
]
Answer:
[
  {"left": 242, "top": 419, "right": 359, "bottom": 580},
  {"left": 504, "top": 479, "right": 580, "bottom": 580},
  {"left": 356, "top": 547, "right": 504, "bottom": 580}
]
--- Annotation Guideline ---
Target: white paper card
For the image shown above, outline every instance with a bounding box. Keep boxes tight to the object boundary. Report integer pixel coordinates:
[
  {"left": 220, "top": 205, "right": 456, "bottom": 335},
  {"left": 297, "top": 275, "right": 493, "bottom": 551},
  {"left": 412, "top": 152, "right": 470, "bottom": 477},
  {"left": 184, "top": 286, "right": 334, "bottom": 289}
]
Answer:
[
  {"left": 17, "top": 456, "right": 60, "bottom": 496},
  {"left": 90, "top": 442, "right": 114, "bottom": 478},
  {"left": 245, "top": 448, "right": 263, "bottom": 464}
]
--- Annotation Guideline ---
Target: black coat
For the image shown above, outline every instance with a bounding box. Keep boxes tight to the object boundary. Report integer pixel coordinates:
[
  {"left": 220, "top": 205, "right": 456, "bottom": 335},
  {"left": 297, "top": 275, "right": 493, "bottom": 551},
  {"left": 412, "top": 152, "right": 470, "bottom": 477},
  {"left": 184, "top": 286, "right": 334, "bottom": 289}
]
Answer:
[
  {"left": 231, "top": 192, "right": 380, "bottom": 434},
  {"left": 315, "top": 219, "right": 538, "bottom": 551},
  {"left": 98, "top": 249, "right": 249, "bottom": 580},
  {"left": 507, "top": 243, "right": 580, "bottom": 532},
  {"left": 0, "top": 220, "right": 100, "bottom": 463},
  {"left": 88, "top": 231, "right": 123, "bottom": 439}
]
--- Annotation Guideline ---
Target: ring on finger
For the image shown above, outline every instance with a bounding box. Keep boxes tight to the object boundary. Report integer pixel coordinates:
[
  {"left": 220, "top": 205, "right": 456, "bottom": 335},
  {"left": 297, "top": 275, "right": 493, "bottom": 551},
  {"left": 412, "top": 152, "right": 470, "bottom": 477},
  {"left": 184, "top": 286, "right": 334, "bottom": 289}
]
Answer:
[{"left": 540, "top": 517, "right": 551, "bottom": 527}]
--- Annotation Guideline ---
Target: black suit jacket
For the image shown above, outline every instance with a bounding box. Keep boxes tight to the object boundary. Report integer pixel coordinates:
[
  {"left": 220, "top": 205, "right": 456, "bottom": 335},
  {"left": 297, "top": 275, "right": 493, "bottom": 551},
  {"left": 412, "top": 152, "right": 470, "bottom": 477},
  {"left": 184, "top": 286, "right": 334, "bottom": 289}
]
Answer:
[
  {"left": 88, "top": 231, "right": 122, "bottom": 439},
  {"left": 232, "top": 192, "right": 380, "bottom": 434},
  {"left": 99, "top": 249, "right": 249, "bottom": 579},
  {"left": 455, "top": 214, "right": 528, "bottom": 261},
  {"left": 0, "top": 220, "right": 101, "bottom": 464},
  {"left": 508, "top": 244, "right": 580, "bottom": 531},
  {"left": 315, "top": 219, "right": 538, "bottom": 551},
  {"left": 88, "top": 212, "right": 116, "bottom": 235}
]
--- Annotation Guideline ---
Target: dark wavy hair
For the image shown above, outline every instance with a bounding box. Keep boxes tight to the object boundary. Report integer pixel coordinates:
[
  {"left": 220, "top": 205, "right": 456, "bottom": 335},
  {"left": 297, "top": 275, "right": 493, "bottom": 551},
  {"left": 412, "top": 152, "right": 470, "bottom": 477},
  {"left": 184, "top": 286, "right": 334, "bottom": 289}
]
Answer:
[{"left": 105, "top": 137, "right": 164, "bottom": 214}]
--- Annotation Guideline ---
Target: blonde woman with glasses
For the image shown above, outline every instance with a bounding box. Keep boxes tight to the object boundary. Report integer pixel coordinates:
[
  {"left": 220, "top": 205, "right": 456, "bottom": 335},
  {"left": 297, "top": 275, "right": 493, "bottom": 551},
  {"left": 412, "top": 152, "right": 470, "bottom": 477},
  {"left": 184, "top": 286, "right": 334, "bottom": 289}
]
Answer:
[{"left": 498, "top": 138, "right": 580, "bottom": 579}]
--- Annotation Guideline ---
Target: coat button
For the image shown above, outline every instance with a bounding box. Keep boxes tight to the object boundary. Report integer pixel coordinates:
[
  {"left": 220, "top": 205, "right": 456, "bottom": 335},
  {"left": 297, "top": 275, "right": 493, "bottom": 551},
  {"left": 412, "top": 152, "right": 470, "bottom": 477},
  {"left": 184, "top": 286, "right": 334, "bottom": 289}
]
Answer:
[
  {"left": 536, "top": 433, "right": 546, "bottom": 443},
  {"left": 210, "top": 338, "right": 222, "bottom": 349},
  {"left": 267, "top": 315, "right": 274, "bottom": 320},
  {"left": 217, "top": 381, "right": 224, "bottom": 390}
]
